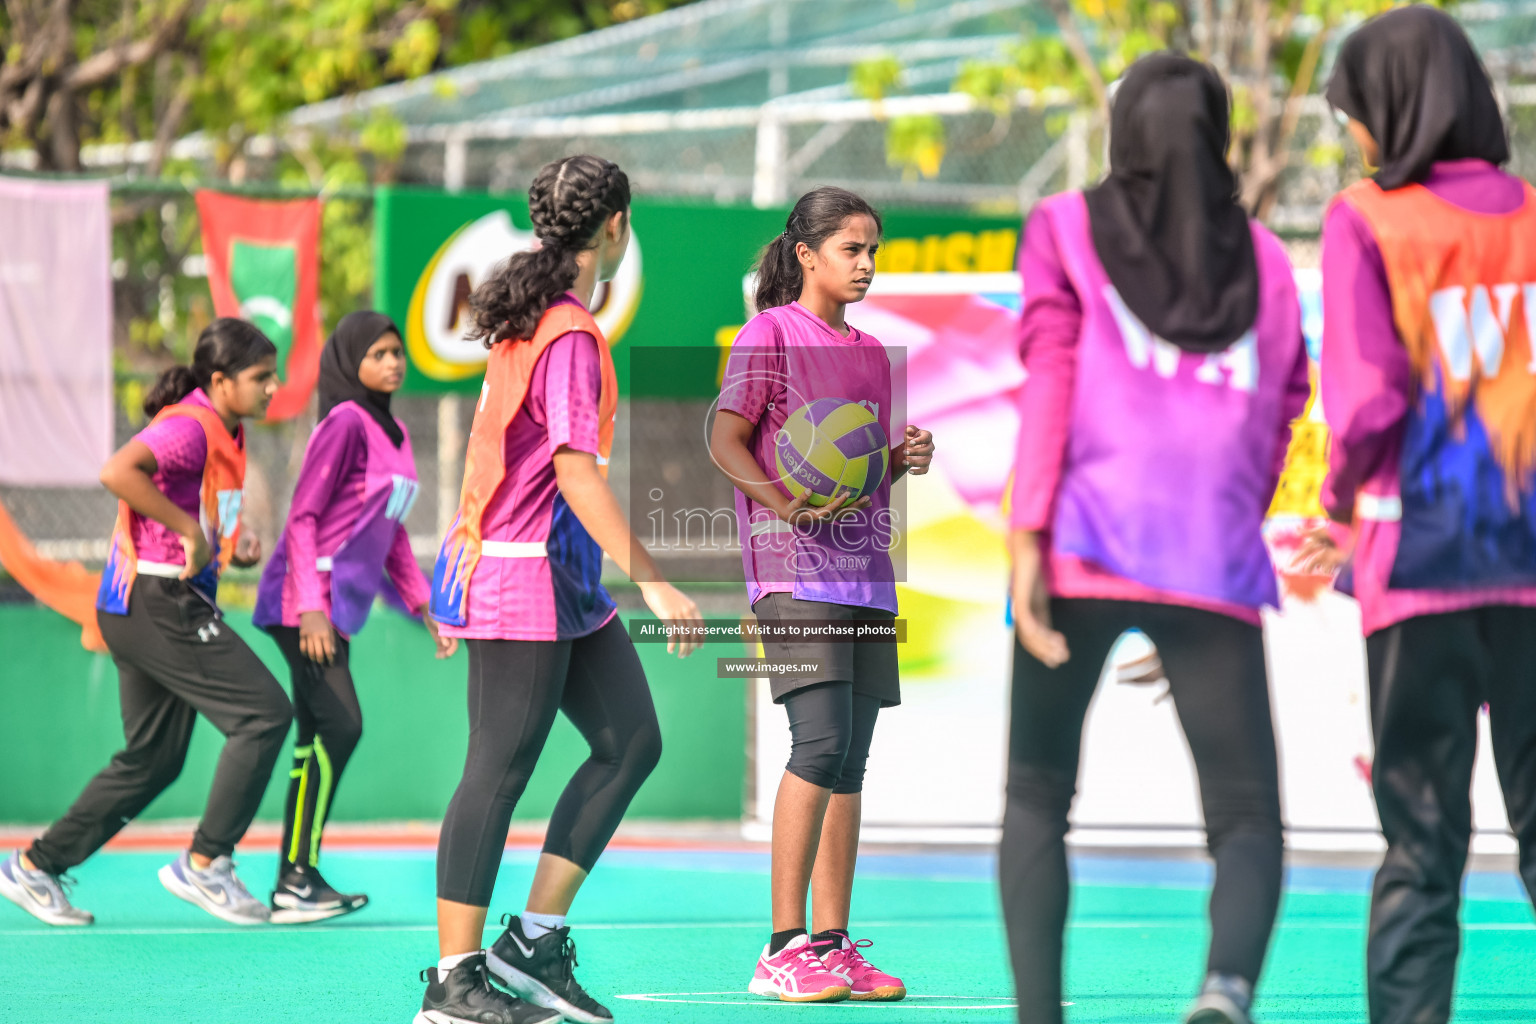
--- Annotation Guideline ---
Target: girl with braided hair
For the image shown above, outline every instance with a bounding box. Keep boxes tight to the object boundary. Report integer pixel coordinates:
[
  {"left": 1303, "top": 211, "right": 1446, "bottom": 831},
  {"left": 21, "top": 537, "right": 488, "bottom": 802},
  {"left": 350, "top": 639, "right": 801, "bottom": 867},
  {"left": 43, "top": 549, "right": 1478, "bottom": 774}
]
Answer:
[{"left": 415, "top": 155, "right": 703, "bottom": 1024}]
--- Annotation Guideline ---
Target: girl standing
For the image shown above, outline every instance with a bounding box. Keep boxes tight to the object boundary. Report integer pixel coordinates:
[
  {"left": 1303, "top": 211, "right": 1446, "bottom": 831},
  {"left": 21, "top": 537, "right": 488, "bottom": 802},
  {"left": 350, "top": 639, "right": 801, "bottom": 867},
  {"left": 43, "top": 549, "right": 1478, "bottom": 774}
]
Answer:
[
  {"left": 416, "top": 155, "right": 702, "bottom": 1024},
  {"left": 1306, "top": 9, "right": 1536, "bottom": 1022},
  {"left": 710, "top": 186, "right": 935, "bottom": 1004},
  {"left": 0, "top": 318, "right": 292, "bottom": 927},
  {"left": 254, "top": 311, "right": 454, "bottom": 923},
  {"left": 1002, "top": 55, "right": 1309, "bottom": 1024}
]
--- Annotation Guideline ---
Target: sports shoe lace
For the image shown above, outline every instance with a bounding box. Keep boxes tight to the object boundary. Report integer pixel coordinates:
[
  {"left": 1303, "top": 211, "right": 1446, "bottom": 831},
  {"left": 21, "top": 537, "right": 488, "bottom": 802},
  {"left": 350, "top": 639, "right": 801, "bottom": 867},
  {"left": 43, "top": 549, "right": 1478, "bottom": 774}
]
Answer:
[
  {"left": 839, "top": 938, "right": 877, "bottom": 969},
  {"left": 212, "top": 857, "right": 258, "bottom": 905},
  {"left": 55, "top": 872, "right": 80, "bottom": 899},
  {"left": 791, "top": 945, "right": 827, "bottom": 972},
  {"left": 557, "top": 936, "right": 580, "bottom": 981}
]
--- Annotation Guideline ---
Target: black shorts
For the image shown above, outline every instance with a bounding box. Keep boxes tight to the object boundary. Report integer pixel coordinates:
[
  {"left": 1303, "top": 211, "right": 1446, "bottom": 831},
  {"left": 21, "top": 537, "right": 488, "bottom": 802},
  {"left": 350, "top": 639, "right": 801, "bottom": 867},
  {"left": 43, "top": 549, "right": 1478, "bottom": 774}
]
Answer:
[{"left": 751, "top": 592, "right": 900, "bottom": 707}]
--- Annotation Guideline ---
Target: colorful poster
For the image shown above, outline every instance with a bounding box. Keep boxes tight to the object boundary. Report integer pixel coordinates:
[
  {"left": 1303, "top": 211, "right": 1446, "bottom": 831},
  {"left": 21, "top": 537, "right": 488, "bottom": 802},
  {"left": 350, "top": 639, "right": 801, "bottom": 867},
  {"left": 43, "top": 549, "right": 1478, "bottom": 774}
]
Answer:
[
  {"left": 0, "top": 176, "right": 113, "bottom": 486},
  {"left": 195, "top": 191, "right": 322, "bottom": 420}
]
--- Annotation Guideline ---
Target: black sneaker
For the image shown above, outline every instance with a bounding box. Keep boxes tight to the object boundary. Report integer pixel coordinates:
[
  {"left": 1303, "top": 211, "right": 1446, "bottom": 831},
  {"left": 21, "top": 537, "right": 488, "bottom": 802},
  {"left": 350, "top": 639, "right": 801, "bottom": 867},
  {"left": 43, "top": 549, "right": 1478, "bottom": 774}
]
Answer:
[
  {"left": 414, "top": 953, "right": 562, "bottom": 1024},
  {"left": 487, "top": 915, "right": 614, "bottom": 1023},
  {"left": 269, "top": 863, "right": 368, "bottom": 924}
]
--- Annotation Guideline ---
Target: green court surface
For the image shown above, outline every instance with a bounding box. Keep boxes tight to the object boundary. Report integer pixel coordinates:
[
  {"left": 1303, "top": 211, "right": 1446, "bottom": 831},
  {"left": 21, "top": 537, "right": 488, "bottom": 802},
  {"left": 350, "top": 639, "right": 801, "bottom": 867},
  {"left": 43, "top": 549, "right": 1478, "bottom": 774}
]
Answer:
[{"left": 1, "top": 846, "right": 1534, "bottom": 1023}]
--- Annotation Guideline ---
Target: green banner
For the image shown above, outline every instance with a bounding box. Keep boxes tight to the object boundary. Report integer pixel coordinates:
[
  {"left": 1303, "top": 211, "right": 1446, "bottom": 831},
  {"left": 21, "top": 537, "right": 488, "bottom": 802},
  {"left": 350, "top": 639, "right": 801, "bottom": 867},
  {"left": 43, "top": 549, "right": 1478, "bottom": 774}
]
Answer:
[{"left": 375, "top": 186, "right": 1021, "bottom": 396}]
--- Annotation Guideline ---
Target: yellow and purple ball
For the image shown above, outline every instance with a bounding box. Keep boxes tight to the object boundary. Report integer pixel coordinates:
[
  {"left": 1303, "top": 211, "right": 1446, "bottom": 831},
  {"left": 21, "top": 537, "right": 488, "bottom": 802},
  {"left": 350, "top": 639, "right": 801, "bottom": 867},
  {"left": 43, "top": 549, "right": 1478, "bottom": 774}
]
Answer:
[{"left": 774, "top": 398, "right": 890, "bottom": 507}]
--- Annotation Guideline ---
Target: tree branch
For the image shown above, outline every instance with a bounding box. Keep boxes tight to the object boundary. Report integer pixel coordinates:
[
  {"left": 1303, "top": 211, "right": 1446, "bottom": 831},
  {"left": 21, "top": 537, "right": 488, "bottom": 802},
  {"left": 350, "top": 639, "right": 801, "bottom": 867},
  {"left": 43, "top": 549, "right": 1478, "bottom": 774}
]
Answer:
[
  {"left": 146, "top": 61, "right": 195, "bottom": 176},
  {"left": 1042, "top": 0, "right": 1107, "bottom": 118},
  {"left": 65, "top": 0, "right": 198, "bottom": 90}
]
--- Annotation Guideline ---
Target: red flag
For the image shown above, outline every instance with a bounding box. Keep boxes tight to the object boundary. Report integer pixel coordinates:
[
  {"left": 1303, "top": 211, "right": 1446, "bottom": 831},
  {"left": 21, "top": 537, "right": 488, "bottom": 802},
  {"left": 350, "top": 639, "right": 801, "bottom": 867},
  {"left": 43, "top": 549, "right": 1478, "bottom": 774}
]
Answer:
[{"left": 195, "top": 190, "right": 322, "bottom": 421}]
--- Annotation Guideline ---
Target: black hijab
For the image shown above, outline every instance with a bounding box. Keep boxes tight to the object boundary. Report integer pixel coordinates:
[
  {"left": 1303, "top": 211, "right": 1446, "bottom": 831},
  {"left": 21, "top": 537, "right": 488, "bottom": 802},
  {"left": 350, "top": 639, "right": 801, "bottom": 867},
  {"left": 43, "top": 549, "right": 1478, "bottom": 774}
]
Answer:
[
  {"left": 1325, "top": 5, "right": 1508, "bottom": 191},
  {"left": 1084, "top": 53, "right": 1257, "bottom": 353},
  {"left": 319, "top": 311, "right": 405, "bottom": 447}
]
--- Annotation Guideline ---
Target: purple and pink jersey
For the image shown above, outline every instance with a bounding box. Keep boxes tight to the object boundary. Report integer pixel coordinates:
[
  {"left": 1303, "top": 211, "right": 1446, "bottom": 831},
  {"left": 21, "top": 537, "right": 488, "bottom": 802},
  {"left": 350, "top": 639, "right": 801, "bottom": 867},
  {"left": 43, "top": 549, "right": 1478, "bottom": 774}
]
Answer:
[
  {"left": 719, "top": 302, "right": 898, "bottom": 613},
  {"left": 1010, "top": 191, "right": 1310, "bottom": 624},
  {"left": 129, "top": 388, "right": 237, "bottom": 567},
  {"left": 253, "top": 402, "right": 430, "bottom": 637},
  {"left": 440, "top": 297, "right": 616, "bottom": 642},
  {"left": 1320, "top": 159, "right": 1536, "bottom": 635}
]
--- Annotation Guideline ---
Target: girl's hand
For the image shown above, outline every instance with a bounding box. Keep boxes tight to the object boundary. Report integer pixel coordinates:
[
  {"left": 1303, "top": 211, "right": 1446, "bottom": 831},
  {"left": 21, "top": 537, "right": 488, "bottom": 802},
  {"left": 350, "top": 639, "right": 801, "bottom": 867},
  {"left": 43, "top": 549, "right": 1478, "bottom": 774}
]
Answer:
[
  {"left": 178, "top": 530, "right": 211, "bottom": 580},
  {"left": 299, "top": 609, "right": 337, "bottom": 665},
  {"left": 638, "top": 581, "right": 705, "bottom": 657},
  {"left": 896, "top": 425, "right": 935, "bottom": 476},
  {"left": 230, "top": 532, "right": 262, "bottom": 568},
  {"left": 779, "top": 488, "right": 871, "bottom": 528},
  {"left": 1010, "top": 529, "right": 1069, "bottom": 668},
  {"left": 422, "top": 608, "right": 458, "bottom": 659},
  {"left": 1296, "top": 524, "right": 1352, "bottom": 575}
]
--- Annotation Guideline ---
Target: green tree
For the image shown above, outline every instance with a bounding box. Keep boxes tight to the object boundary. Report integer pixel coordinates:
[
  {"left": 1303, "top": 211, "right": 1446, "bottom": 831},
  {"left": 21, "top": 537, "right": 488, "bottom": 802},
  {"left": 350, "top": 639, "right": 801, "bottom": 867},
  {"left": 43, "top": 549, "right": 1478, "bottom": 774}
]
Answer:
[
  {"left": 859, "top": 0, "right": 1410, "bottom": 217},
  {"left": 1, "top": 0, "right": 693, "bottom": 385}
]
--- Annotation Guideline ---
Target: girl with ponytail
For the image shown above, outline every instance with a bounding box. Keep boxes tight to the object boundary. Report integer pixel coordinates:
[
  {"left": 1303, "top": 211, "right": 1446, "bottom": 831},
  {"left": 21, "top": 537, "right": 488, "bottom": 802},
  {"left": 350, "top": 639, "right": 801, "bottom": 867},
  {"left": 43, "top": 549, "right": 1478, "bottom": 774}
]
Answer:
[
  {"left": 2, "top": 318, "right": 293, "bottom": 930},
  {"left": 710, "top": 186, "right": 936, "bottom": 1004},
  {"left": 417, "top": 155, "right": 703, "bottom": 1024}
]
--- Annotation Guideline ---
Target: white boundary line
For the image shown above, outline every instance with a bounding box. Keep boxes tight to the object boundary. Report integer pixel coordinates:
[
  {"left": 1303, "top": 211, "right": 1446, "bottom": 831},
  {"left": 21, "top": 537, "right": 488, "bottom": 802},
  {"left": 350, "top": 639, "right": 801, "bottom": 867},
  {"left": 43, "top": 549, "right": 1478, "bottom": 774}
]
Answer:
[
  {"left": 615, "top": 992, "right": 1019, "bottom": 1010},
  {"left": 6, "top": 919, "right": 1530, "bottom": 939}
]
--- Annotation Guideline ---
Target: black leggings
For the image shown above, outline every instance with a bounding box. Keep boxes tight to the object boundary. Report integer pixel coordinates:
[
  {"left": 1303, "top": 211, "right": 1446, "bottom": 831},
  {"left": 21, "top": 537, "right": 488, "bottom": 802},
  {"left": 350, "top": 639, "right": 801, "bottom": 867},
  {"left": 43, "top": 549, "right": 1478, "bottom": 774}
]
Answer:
[
  {"left": 783, "top": 682, "right": 880, "bottom": 794},
  {"left": 268, "top": 626, "right": 363, "bottom": 871},
  {"left": 436, "top": 616, "right": 661, "bottom": 906},
  {"left": 1365, "top": 606, "right": 1536, "bottom": 1024},
  {"left": 1001, "top": 599, "right": 1283, "bottom": 1024},
  {"left": 29, "top": 578, "right": 291, "bottom": 873}
]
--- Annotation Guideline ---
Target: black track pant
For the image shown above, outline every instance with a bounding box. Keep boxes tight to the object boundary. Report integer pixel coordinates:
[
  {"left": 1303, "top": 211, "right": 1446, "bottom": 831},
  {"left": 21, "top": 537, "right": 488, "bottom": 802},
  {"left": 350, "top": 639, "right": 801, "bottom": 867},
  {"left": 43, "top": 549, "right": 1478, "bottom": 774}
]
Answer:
[
  {"left": 436, "top": 617, "right": 661, "bottom": 907},
  {"left": 268, "top": 626, "right": 363, "bottom": 871},
  {"left": 783, "top": 682, "right": 880, "bottom": 794},
  {"left": 28, "top": 578, "right": 291, "bottom": 873},
  {"left": 1365, "top": 606, "right": 1536, "bottom": 1024},
  {"left": 1001, "top": 599, "right": 1284, "bottom": 1024}
]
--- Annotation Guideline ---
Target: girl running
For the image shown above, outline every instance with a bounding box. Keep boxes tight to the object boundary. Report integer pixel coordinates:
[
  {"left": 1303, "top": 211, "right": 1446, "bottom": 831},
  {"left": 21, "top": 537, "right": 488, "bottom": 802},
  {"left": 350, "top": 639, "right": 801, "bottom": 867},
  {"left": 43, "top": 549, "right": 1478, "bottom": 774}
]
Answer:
[
  {"left": 1302, "top": 9, "right": 1536, "bottom": 1022},
  {"left": 710, "top": 185, "right": 935, "bottom": 1004},
  {"left": 0, "top": 318, "right": 292, "bottom": 927},
  {"left": 254, "top": 311, "right": 453, "bottom": 923},
  {"left": 416, "top": 154, "right": 703, "bottom": 1024},
  {"left": 1002, "top": 55, "right": 1309, "bottom": 1024}
]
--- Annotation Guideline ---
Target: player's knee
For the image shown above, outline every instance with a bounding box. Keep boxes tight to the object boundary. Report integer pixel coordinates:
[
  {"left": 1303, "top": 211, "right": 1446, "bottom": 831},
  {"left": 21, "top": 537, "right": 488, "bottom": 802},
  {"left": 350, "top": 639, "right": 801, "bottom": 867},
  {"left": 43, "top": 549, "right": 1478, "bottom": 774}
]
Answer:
[
  {"left": 1006, "top": 762, "right": 1074, "bottom": 819},
  {"left": 327, "top": 713, "right": 363, "bottom": 759},
  {"left": 786, "top": 730, "right": 852, "bottom": 791},
  {"left": 625, "top": 716, "right": 663, "bottom": 780},
  {"left": 252, "top": 691, "right": 293, "bottom": 746}
]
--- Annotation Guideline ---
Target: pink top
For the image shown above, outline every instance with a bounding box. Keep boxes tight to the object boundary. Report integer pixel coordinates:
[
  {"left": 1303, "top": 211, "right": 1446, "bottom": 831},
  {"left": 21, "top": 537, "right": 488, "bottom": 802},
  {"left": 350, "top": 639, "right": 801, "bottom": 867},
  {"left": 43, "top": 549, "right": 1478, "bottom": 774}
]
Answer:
[
  {"left": 260, "top": 403, "right": 430, "bottom": 631},
  {"left": 1320, "top": 159, "right": 1536, "bottom": 635},
  {"left": 440, "top": 299, "right": 617, "bottom": 641},
  {"left": 1010, "top": 195, "right": 1310, "bottom": 626},
  {"left": 130, "top": 389, "right": 237, "bottom": 565},
  {"left": 718, "top": 302, "right": 898, "bottom": 613}
]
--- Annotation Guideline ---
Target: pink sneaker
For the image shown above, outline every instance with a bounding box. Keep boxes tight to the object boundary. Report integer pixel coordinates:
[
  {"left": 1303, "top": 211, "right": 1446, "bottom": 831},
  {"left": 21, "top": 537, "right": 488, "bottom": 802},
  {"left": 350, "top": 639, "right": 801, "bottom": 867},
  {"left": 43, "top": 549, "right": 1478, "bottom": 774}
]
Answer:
[
  {"left": 819, "top": 933, "right": 907, "bottom": 1001},
  {"left": 748, "top": 934, "right": 852, "bottom": 1002}
]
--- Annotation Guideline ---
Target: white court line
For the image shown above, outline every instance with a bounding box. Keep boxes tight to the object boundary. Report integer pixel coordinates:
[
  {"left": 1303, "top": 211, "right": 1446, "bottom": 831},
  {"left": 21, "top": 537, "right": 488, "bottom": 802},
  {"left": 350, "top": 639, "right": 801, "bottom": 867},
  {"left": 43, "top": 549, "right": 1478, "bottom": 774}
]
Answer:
[
  {"left": 5, "top": 918, "right": 1530, "bottom": 939},
  {"left": 616, "top": 992, "right": 1020, "bottom": 1010}
]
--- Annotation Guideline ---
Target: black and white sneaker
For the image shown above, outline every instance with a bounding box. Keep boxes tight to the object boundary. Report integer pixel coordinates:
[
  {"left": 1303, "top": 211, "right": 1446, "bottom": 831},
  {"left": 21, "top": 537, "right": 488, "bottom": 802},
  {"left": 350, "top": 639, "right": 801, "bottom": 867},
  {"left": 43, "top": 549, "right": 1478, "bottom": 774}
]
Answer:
[
  {"left": 487, "top": 915, "right": 614, "bottom": 1024},
  {"left": 414, "top": 952, "right": 562, "bottom": 1024},
  {"left": 270, "top": 863, "right": 368, "bottom": 924}
]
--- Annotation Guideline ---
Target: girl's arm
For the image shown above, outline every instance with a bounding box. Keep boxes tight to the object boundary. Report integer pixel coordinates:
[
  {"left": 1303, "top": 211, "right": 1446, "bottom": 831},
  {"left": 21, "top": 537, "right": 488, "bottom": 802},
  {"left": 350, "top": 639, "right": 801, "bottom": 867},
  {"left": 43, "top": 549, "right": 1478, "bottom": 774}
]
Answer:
[
  {"left": 100, "top": 438, "right": 208, "bottom": 579},
  {"left": 1318, "top": 200, "right": 1412, "bottom": 526},
  {"left": 383, "top": 524, "right": 455, "bottom": 658},
  {"left": 552, "top": 449, "right": 703, "bottom": 655},
  {"left": 1008, "top": 204, "right": 1082, "bottom": 667}
]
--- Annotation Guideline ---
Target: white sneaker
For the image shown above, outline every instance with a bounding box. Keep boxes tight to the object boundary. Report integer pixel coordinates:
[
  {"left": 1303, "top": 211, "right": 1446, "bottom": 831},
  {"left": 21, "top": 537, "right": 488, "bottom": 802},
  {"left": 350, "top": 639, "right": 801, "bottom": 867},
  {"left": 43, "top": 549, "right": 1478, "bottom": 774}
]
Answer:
[
  {"left": 158, "top": 852, "right": 270, "bottom": 925},
  {"left": 0, "top": 850, "right": 93, "bottom": 926}
]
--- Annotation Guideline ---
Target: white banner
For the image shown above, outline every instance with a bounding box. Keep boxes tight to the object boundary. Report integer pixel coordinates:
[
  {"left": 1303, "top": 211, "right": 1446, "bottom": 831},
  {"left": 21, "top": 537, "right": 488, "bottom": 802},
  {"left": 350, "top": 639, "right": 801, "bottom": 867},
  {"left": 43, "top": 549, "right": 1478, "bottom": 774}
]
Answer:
[{"left": 0, "top": 177, "right": 113, "bottom": 486}]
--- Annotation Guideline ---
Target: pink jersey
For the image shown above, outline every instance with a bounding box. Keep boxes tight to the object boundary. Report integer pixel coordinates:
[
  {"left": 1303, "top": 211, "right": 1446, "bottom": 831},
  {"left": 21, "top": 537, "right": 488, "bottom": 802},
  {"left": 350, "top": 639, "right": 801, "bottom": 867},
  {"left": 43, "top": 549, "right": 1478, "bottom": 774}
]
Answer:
[
  {"left": 440, "top": 300, "right": 616, "bottom": 641},
  {"left": 129, "top": 388, "right": 237, "bottom": 566},
  {"left": 253, "top": 402, "right": 430, "bottom": 635},
  {"left": 719, "top": 302, "right": 897, "bottom": 613}
]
